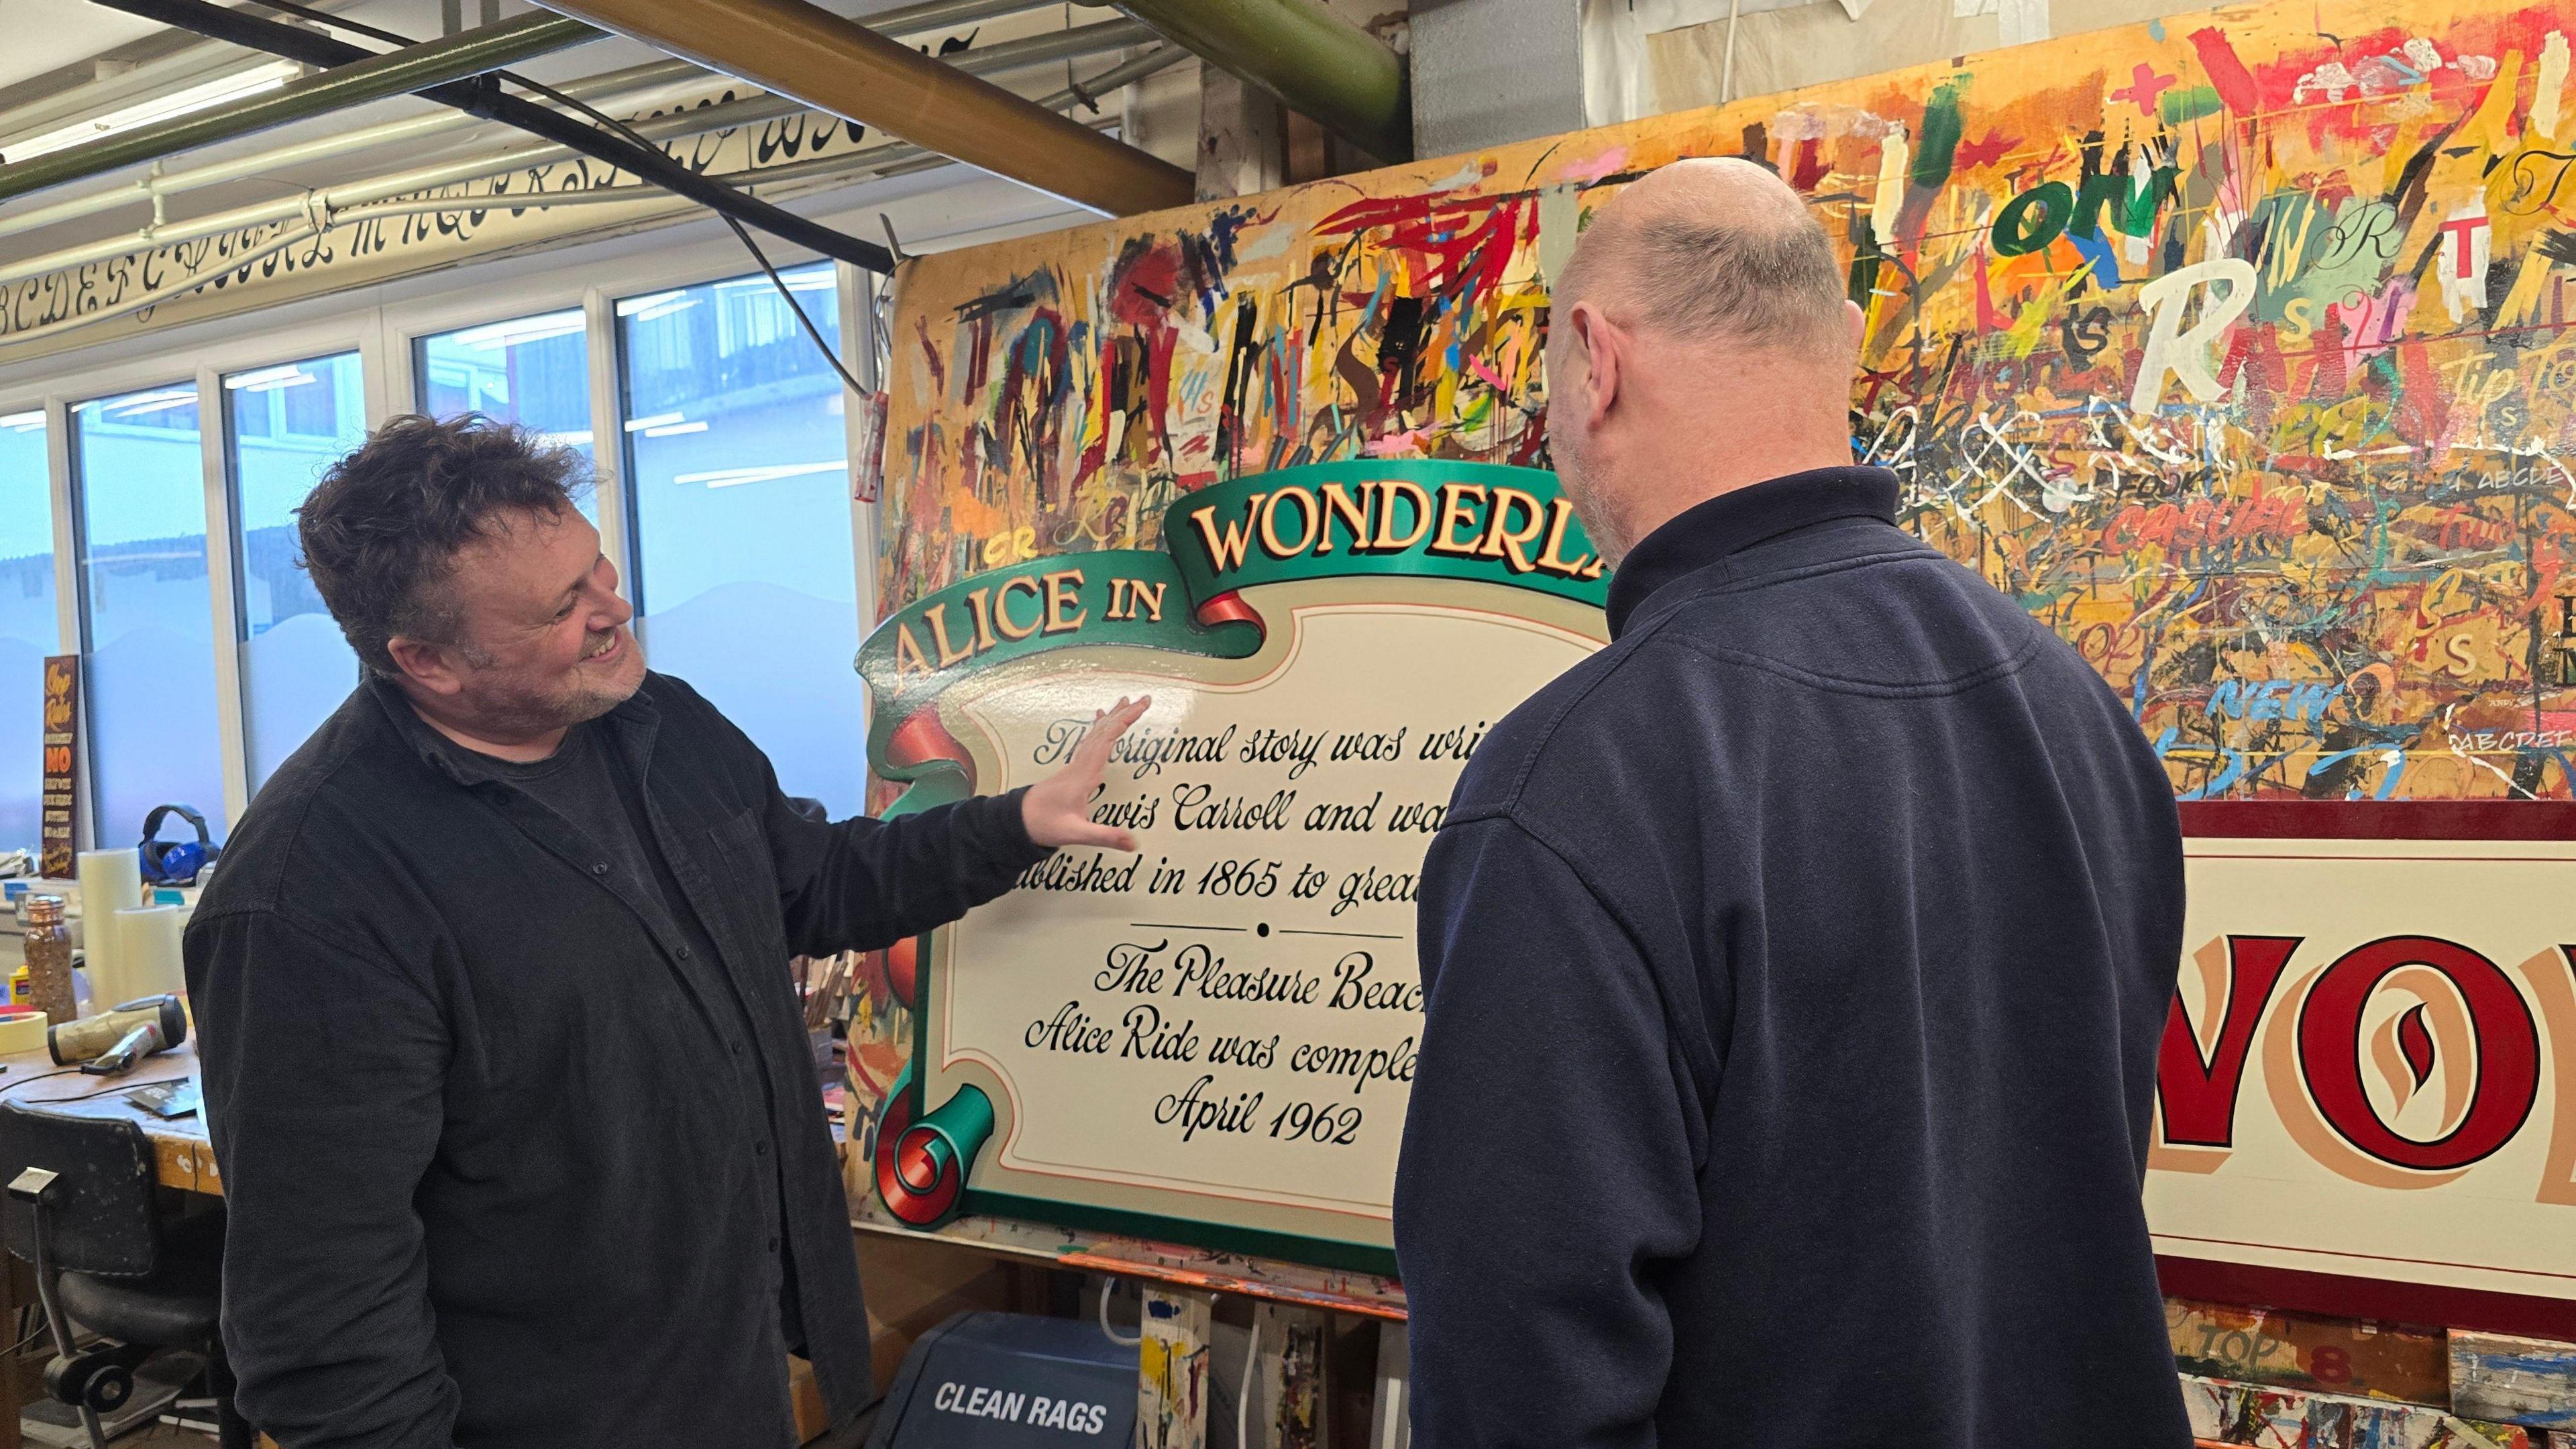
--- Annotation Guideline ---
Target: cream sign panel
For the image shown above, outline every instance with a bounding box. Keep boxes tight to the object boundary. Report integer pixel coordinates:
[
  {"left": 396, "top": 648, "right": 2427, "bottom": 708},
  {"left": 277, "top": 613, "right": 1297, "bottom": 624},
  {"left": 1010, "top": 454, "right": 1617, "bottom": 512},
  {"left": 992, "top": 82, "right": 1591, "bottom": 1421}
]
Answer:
[
  {"left": 943, "top": 604, "right": 1593, "bottom": 1232},
  {"left": 2149, "top": 808, "right": 2576, "bottom": 1305},
  {"left": 858, "top": 462, "right": 1609, "bottom": 1267}
]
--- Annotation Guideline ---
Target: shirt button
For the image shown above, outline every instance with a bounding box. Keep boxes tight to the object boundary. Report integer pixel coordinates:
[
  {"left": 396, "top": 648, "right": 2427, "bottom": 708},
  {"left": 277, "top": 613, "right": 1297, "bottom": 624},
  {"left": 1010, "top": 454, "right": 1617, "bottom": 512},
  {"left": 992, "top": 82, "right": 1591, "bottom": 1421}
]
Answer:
[
  {"left": 675, "top": 946, "right": 692, "bottom": 960},
  {"left": 591, "top": 862, "right": 609, "bottom": 875},
  {"left": 730, "top": 1041, "right": 745, "bottom": 1057},
  {"left": 755, "top": 1140, "right": 770, "bottom": 1157},
  {"left": 767, "top": 1236, "right": 780, "bottom": 1253}
]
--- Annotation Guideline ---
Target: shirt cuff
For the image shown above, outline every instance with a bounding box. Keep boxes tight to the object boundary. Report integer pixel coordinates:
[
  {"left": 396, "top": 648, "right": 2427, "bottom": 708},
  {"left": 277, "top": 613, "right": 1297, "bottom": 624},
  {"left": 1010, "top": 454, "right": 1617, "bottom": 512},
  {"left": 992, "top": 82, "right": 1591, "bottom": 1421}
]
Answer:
[{"left": 985, "top": 786, "right": 1053, "bottom": 870}]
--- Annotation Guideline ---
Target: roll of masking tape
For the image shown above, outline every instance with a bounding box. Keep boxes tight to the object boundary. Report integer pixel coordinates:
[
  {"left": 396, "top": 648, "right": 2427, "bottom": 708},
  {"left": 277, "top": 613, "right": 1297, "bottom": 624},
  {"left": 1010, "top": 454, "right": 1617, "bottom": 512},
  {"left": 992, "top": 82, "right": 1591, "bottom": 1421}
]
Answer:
[{"left": 0, "top": 1012, "right": 50, "bottom": 1056}]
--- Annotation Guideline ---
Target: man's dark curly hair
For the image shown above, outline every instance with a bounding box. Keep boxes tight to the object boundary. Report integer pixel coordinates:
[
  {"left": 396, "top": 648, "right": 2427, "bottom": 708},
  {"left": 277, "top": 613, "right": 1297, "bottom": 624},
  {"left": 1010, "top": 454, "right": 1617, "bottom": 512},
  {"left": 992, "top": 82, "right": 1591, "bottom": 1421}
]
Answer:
[{"left": 297, "top": 413, "right": 593, "bottom": 677}]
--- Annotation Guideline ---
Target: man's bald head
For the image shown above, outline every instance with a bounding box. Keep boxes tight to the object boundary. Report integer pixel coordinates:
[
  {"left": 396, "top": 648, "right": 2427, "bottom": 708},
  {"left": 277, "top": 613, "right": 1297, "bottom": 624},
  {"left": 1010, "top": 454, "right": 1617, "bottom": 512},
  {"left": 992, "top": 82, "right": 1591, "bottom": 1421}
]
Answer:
[
  {"left": 1542, "top": 158, "right": 1865, "bottom": 565},
  {"left": 1555, "top": 157, "right": 1850, "bottom": 358}
]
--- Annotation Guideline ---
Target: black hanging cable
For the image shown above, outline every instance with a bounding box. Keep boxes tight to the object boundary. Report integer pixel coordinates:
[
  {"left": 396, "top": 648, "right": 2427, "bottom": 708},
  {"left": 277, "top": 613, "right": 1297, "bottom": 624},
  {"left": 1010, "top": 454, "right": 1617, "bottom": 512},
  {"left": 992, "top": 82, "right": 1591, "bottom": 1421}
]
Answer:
[
  {"left": 236, "top": 0, "right": 873, "bottom": 398},
  {"left": 496, "top": 70, "right": 873, "bottom": 403}
]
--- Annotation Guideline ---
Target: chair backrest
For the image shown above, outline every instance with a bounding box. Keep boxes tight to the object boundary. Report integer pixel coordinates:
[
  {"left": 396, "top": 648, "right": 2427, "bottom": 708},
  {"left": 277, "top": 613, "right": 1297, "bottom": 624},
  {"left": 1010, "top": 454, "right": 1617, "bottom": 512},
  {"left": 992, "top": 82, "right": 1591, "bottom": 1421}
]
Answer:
[{"left": 0, "top": 1102, "right": 161, "bottom": 1278}]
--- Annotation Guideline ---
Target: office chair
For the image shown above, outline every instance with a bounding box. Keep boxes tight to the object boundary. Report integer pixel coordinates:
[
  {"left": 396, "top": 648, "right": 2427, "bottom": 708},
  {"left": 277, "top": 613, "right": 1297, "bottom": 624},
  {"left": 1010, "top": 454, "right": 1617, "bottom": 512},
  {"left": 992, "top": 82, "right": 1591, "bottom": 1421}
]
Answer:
[{"left": 0, "top": 1100, "right": 248, "bottom": 1448}]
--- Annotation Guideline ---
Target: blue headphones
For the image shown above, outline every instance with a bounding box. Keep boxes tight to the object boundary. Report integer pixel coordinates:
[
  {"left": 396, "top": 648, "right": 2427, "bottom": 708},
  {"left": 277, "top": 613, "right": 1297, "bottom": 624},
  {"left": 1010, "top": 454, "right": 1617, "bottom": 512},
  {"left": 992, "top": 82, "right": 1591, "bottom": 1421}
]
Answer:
[{"left": 138, "top": 804, "right": 219, "bottom": 887}]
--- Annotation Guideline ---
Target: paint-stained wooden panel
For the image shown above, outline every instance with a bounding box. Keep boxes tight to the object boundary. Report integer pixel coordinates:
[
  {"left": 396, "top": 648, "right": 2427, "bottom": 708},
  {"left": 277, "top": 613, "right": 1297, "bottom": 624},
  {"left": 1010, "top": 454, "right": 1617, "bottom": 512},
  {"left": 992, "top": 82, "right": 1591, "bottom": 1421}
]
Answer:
[
  {"left": 883, "top": 0, "right": 2576, "bottom": 806},
  {"left": 2453, "top": 1330, "right": 2576, "bottom": 1428}
]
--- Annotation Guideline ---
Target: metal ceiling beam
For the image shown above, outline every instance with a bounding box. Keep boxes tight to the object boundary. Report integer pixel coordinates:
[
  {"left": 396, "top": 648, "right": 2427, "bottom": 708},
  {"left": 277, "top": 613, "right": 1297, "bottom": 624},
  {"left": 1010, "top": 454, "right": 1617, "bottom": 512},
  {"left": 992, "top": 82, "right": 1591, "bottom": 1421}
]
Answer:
[
  {"left": 78, "top": 0, "right": 894, "bottom": 272},
  {"left": 0, "top": 15, "right": 1149, "bottom": 245},
  {"left": 0, "top": 11, "right": 597, "bottom": 201},
  {"left": 1104, "top": 0, "right": 1409, "bottom": 162},
  {"left": 533, "top": 0, "right": 1195, "bottom": 217}
]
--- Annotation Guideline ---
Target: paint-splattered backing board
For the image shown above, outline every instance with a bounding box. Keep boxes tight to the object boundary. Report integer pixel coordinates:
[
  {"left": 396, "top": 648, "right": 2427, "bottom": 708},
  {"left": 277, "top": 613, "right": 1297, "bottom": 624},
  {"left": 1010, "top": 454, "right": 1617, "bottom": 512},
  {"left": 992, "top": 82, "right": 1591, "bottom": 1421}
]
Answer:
[
  {"left": 882, "top": 0, "right": 2576, "bottom": 806},
  {"left": 856, "top": 0, "right": 2576, "bottom": 1297}
]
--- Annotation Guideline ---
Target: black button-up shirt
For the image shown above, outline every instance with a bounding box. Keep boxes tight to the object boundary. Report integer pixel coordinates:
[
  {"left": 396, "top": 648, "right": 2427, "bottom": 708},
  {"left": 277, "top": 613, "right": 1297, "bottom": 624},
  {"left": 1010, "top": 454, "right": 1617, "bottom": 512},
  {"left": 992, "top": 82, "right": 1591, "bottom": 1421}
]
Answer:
[{"left": 186, "top": 672, "right": 1046, "bottom": 1449}]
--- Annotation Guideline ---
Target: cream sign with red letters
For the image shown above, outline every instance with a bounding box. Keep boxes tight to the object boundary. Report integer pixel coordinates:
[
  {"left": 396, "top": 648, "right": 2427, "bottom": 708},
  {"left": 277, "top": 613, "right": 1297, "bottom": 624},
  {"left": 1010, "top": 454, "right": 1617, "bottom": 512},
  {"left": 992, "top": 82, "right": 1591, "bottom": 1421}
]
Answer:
[{"left": 2148, "top": 804, "right": 2576, "bottom": 1311}]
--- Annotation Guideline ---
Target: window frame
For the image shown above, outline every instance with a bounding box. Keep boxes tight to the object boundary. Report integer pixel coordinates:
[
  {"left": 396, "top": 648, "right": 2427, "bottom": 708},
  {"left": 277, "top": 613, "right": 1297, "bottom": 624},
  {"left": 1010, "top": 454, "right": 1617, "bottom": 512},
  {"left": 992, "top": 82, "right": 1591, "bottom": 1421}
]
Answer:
[
  {"left": 0, "top": 203, "right": 961, "bottom": 846},
  {"left": 220, "top": 349, "right": 372, "bottom": 796},
  {"left": 42, "top": 309, "right": 385, "bottom": 839}
]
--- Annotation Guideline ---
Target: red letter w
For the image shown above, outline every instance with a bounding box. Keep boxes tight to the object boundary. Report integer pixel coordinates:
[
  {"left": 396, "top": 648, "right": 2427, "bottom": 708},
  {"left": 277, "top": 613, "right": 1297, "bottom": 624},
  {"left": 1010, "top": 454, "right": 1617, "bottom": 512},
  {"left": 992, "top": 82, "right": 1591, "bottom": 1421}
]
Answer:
[{"left": 2157, "top": 936, "right": 2300, "bottom": 1146}]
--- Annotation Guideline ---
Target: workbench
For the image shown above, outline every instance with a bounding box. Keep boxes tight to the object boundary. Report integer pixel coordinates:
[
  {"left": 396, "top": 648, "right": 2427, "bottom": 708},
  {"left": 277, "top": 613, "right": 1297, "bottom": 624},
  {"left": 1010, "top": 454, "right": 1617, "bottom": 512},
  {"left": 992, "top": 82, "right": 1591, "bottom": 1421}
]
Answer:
[
  {"left": 0, "top": 1043, "right": 215, "bottom": 1197},
  {"left": 0, "top": 1041, "right": 213, "bottom": 1448},
  {"left": 0, "top": 1042, "right": 1413, "bottom": 1446}
]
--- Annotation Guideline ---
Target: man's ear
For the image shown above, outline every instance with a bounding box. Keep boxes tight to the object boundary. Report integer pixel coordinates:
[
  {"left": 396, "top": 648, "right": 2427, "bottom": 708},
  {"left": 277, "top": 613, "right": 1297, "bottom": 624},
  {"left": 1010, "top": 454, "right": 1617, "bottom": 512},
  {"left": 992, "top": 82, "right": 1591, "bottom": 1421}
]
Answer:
[
  {"left": 1570, "top": 301, "right": 1622, "bottom": 429},
  {"left": 384, "top": 635, "right": 466, "bottom": 698},
  {"left": 1845, "top": 298, "right": 1867, "bottom": 351}
]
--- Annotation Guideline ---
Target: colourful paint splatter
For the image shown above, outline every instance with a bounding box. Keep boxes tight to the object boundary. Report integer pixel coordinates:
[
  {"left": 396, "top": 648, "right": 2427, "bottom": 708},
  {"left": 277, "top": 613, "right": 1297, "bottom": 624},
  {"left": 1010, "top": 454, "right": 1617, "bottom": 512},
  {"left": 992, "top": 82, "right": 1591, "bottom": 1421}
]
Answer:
[{"left": 883, "top": 0, "right": 2576, "bottom": 802}]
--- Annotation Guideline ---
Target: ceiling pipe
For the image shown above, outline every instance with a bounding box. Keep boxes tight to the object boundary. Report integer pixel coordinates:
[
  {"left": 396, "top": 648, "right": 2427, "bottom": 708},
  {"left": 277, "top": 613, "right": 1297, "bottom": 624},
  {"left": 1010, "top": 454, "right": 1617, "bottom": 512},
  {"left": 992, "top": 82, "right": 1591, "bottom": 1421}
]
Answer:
[
  {"left": 345, "top": 52, "right": 1185, "bottom": 227},
  {"left": 0, "top": 11, "right": 599, "bottom": 201},
  {"left": 0, "top": 46, "right": 1188, "bottom": 296},
  {"left": 83, "top": 0, "right": 893, "bottom": 271},
  {"left": 1095, "top": 0, "right": 1409, "bottom": 162},
  {"left": 0, "top": 50, "right": 1183, "bottom": 350},
  {"left": 0, "top": 0, "right": 1094, "bottom": 245},
  {"left": 532, "top": 0, "right": 1193, "bottom": 217}
]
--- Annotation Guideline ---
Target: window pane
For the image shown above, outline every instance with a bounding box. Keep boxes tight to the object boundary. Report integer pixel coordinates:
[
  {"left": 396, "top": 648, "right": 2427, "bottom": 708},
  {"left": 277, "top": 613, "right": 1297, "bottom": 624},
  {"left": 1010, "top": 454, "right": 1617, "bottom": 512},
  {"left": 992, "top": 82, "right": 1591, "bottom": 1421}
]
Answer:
[
  {"left": 73, "top": 384, "right": 221, "bottom": 846},
  {"left": 619, "top": 264, "right": 861, "bottom": 813},
  {"left": 230, "top": 354, "right": 366, "bottom": 791},
  {"left": 415, "top": 309, "right": 596, "bottom": 519},
  {"left": 0, "top": 411, "right": 56, "bottom": 852}
]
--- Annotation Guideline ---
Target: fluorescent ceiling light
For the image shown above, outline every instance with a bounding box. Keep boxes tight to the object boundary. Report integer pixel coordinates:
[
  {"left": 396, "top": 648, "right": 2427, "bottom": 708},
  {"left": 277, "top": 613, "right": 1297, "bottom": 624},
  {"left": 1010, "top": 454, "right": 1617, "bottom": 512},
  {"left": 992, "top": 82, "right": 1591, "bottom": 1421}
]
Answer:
[
  {"left": 642, "top": 420, "right": 708, "bottom": 437},
  {"left": 614, "top": 290, "right": 686, "bottom": 315},
  {"left": 623, "top": 411, "right": 684, "bottom": 432},
  {"left": 224, "top": 364, "right": 313, "bottom": 391},
  {"left": 0, "top": 412, "right": 41, "bottom": 433},
  {"left": 539, "top": 430, "right": 595, "bottom": 449},
  {"left": 716, "top": 271, "right": 833, "bottom": 293},
  {"left": 629, "top": 297, "right": 698, "bottom": 323},
  {"left": 449, "top": 313, "right": 585, "bottom": 351},
  {"left": 99, "top": 389, "right": 195, "bottom": 419},
  {"left": 672, "top": 460, "right": 845, "bottom": 488},
  {"left": 3, "top": 61, "right": 302, "bottom": 165}
]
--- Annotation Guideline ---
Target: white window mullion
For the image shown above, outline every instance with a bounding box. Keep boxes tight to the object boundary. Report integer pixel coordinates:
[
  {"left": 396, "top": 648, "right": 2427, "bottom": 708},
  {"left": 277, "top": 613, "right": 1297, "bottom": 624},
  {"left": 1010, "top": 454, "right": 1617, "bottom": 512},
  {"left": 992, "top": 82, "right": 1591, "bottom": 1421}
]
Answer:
[
  {"left": 835, "top": 261, "right": 881, "bottom": 647},
  {"left": 42, "top": 397, "right": 86, "bottom": 855},
  {"left": 360, "top": 305, "right": 400, "bottom": 431},
  {"left": 198, "top": 366, "right": 251, "bottom": 833},
  {"left": 583, "top": 286, "right": 633, "bottom": 602}
]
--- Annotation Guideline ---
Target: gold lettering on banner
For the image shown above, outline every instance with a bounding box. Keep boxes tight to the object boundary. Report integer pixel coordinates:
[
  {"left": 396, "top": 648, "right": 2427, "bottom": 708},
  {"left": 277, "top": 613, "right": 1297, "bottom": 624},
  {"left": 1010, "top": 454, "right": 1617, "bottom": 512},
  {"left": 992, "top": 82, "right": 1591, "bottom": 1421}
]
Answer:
[{"left": 0, "top": 100, "right": 876, "bottom": 358}]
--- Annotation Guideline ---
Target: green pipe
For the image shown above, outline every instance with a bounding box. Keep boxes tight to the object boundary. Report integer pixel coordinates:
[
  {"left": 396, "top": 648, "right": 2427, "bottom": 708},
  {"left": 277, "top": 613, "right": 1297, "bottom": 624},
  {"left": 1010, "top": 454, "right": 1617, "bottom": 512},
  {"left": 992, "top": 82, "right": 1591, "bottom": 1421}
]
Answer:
[
  {"left": 0, "top": 11, "right": 601, "bottom": 204},
  {"left": 1111, "top": 0, "right": 1409, "bottom": 162}
]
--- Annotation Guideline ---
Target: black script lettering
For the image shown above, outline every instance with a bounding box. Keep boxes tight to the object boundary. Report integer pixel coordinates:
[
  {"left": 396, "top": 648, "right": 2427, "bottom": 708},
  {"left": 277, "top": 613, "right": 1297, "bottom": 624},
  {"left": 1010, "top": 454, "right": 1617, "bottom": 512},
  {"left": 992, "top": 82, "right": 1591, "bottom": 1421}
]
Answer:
[
  {"left": 1331, "top": 864, "right": 1418, "bottom": 916},
  {"left": 1329, "top": 952, "right": 1426, "bottom": 1012},
  {"left": 1153, "top": 1073, "right": 1265, "bottom": 1142},
  {"left": 1095, "top": 940, "right": 1169, "bottom": 994},
  {"left": 1238, "top": 725, "right": 1325, "bottom": 780},
  {"left": 1026, "top": 1001, "right": 1114, "bottom": 1053},
  {"left": 1121, "top": 1003, "right": 1203, "bottom": 1062},
  {"left": 1170, "top": 782, "right": 1298, "bottom": 830}
]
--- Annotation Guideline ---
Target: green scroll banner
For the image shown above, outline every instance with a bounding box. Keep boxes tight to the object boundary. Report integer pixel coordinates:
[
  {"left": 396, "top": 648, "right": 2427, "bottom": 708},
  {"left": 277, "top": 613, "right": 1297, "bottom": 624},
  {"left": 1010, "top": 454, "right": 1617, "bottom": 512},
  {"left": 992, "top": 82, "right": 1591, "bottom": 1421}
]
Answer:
[
  {"left": 1159, "top": 458, "right": 1607, "bottom": 610},
  {"left": 857, "top": 460, "right": 1605, "bottom": 794},
  {"left": 856, "top": 460, "right": 1603, "bottom": 1229},
  {"left": 873, "top": 1067, "right": 994, "bottom": 1229}
]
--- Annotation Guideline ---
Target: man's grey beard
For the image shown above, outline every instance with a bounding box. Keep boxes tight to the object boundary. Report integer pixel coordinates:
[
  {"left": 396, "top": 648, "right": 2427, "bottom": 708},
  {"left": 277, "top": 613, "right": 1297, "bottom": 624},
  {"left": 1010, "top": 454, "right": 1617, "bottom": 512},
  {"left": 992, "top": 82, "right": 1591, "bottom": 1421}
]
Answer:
[
  {"left": 464, "top": 631, "right": 643, "bottom": 735},
  {"left": 1555, "top": 463, "right": 1632, "bottom": 568}
]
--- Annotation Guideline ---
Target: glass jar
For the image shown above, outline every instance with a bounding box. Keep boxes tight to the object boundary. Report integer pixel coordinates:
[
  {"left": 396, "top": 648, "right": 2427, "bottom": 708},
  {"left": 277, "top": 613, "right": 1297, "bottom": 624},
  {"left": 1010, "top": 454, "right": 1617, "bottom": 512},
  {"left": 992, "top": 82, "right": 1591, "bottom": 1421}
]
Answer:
[{"left": 20, "top": 895, "right": 74, "bottom": 1027}]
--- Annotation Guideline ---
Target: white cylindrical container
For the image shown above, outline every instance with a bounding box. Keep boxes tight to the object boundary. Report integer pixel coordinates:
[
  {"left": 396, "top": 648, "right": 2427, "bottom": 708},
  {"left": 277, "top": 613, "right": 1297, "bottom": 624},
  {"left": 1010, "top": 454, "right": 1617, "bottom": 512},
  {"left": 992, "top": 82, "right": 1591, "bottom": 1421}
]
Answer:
[
  {"left": 76, "top": 848, "right": 142, "bottom": 1012},
  {"left": 112, "top": 904, "right": 186, "bottom": 1004}
]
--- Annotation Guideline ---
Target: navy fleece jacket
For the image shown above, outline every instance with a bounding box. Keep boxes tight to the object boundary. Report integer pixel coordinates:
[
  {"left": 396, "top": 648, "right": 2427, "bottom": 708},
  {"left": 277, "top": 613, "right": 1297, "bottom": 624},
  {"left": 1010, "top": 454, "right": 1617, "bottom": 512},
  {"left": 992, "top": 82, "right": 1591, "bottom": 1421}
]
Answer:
[{"left": 1391, "top": 467, "right": 2190, "bottom": 1448}]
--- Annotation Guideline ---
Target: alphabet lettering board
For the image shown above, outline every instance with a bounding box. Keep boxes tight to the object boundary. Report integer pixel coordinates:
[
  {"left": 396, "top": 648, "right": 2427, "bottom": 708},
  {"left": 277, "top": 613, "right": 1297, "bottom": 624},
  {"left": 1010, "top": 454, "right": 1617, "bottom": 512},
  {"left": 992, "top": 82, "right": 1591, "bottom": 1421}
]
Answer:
[{"left": 2155, "top": 802, "right": 2576, "bottom": 1322}]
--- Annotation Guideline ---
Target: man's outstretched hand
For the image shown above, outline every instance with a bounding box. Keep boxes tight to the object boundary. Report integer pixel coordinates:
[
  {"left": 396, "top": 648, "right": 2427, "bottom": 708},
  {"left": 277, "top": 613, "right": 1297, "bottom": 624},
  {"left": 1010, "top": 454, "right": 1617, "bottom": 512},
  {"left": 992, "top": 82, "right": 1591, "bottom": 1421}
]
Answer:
[{"left": 1021, "top": 695, "right": 1153, "bottom": 851}]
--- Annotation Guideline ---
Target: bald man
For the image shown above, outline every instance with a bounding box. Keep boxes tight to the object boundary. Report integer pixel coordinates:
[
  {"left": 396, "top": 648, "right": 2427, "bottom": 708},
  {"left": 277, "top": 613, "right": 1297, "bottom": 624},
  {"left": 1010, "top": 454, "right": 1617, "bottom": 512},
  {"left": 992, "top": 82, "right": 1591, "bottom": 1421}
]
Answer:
[{"left": 1391, "top": 160, "right": 2190, "bottom": 1446}]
